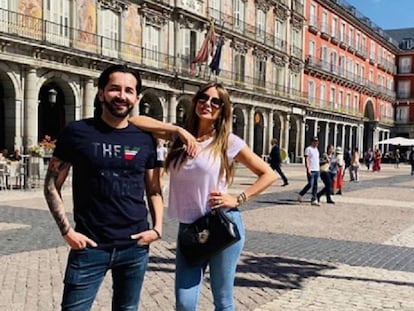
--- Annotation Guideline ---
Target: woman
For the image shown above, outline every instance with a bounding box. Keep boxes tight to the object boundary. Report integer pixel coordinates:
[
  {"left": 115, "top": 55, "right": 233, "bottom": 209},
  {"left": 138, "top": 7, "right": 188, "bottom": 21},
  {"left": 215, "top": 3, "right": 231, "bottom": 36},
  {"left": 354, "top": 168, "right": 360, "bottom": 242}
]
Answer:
[
  {"left": 160, "top": 82, "right": 276, "bottom": 310},
  {"left": 372, "top": 149, "right": 382, "bottom": 172},
  {"left": 333, "top": 146, "right": 344, "bottom": 195},
  {"left": 317, "top": 144, "right": 336, "bottom": 204}
]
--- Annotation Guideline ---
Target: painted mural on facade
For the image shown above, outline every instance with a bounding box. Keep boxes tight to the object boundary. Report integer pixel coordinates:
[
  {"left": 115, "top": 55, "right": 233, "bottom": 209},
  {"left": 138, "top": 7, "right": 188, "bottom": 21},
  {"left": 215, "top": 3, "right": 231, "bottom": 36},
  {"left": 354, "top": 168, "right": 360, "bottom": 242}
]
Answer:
[
  {"left": 76, "top": 0, "right": 97, "bottom": 52},
  {"left": 124, "top": 7, "right": 141, "bottom": 63},
  {"left": 17, "top": 0, "right": 42, "bottom": 38}
]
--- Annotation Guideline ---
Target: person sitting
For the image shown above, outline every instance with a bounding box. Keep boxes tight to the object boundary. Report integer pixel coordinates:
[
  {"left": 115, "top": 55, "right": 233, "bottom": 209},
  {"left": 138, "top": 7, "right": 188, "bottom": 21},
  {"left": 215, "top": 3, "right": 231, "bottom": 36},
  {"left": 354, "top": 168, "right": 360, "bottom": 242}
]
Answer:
[{"left": 8, "top": 149, "right": 22, "bottom": 162}]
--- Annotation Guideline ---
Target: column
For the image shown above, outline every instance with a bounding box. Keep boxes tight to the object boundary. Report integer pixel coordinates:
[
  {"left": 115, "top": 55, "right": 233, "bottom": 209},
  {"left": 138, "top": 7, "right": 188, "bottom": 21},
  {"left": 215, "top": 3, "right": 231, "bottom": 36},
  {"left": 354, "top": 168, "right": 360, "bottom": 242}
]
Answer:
[
  {"left": 248, "top": 107, "right": 254, "bottom": 148},
  {"left": 266, "top": 110, "right": 274, "bottom": 155},
  {"left": 283, "top": 114, "right": 290, "bottom": 151},
  {"left": 299, "top": 119, "right": 305, "bottom": 163},
  {"left": 341, "top": 123, "right": 346, "bottom": 149},
  {"left": 333, "top": 123, "right": 338, "bottom": 148},
  {"left": 324, "top": 122, "right": 329, "bottom": 149},
  {"left": 83, "top": 78, "right": 95, "bottom": 118},
  {"left": 168, "top": 93, "right": 178, "bottom": 123},
  {"left": 24, "top": 68, "right": 38, "bottom": 152}
]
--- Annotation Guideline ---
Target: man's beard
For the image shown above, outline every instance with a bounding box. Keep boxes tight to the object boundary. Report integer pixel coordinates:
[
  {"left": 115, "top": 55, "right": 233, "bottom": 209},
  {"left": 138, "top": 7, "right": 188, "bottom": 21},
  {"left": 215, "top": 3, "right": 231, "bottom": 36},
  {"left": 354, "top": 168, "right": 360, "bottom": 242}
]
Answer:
[{"left": 103, "top": 98, "right": 134, "bottom": 118}]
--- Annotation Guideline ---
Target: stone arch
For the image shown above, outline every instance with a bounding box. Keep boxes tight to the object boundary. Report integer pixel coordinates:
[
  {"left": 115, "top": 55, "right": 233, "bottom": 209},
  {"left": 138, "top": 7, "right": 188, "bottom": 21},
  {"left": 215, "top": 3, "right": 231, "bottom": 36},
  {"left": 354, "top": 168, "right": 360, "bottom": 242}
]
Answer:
[
  {"left": 363, "top": 99, "right": 376, "bottom": 152},
  {"left": 253, "top": 109, "right": 265, "bottom": 156},
  {"left": 0, "top": 69, "right": 18, "bottom": 150},
  {"left": 232, "top": 106, "right": 245, "bottom": 139},
  {"left": 288, "top": 115, "right": 300, "bottom": 163},
  {"left": 177, "top": 94, "right": 192, "bottom": 125},
  {"left": 272, "top": 112, "right": 283, "bottom": 142},
  {"left": 36, "top": 72, "right": 78, "bottom": 142},
  {"left": 140, "top": 90, "right": 163, "bottom": 121}
]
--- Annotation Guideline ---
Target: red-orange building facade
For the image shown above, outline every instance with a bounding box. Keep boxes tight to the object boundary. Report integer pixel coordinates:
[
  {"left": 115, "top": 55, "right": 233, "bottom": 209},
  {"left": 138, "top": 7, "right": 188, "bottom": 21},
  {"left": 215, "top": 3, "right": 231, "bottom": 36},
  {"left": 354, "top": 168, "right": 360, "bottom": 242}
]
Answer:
[{"left": 303, "top": 0, "right": 398, "bottom": 153}]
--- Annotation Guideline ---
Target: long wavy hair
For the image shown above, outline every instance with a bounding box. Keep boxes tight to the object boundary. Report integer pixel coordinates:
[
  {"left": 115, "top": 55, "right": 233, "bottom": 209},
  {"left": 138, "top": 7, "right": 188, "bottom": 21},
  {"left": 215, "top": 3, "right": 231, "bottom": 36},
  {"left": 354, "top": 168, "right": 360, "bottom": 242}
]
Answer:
[{"left": 165, "top": 82, "right": 235, "bottom": 185}]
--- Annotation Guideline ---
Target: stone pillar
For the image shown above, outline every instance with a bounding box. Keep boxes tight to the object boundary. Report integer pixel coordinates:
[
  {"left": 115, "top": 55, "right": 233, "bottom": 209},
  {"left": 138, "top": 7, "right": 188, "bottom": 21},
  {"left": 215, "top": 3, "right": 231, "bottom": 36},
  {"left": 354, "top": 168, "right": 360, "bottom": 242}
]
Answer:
[
  {"left": 83, "top": 78, "right": 95, "bottom": 118},
  {"left": 299, "top": 119, "right": 306, "bottom": 162},
  {"left": 324, "top": 122, "right": 329, "bottom": 149},
  {"left": 283, "top": 114, "right": 290, "bottom": 151},
  {"left": 248, "top": 107, "right": 255, "bottom": 148},
  {"left": 341, "top": 123, "right": 346, "bottom": 149},
  {"left": 168, "top": 93, "right": 178, "bottom": 123},
  {"left": 333, "top": 123, "right": 338, "bottom": 148},
  {"left": 266, "top": 110, "right": 273, "bottom": 154},
  {"left": 24, "top": 68, "right": 38, "bottom": 152}
]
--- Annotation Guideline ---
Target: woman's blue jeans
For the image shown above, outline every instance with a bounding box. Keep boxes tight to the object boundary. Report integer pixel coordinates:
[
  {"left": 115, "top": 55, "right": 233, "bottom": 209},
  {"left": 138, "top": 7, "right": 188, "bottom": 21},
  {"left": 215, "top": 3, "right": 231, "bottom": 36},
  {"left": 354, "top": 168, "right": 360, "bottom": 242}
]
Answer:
[
  {"left": 175, "top": 209, "right": 245, "bottom": 311},
  {"left": 61, "top": 244, "right": 149, "bottom": 311}
]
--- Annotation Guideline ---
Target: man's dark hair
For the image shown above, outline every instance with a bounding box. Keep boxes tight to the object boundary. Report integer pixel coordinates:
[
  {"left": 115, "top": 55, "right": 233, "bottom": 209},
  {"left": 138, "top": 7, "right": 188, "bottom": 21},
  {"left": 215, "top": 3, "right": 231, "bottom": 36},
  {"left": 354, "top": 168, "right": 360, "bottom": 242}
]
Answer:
[{"left": 97, "top": 64, "right": 142, "bottom": 94}]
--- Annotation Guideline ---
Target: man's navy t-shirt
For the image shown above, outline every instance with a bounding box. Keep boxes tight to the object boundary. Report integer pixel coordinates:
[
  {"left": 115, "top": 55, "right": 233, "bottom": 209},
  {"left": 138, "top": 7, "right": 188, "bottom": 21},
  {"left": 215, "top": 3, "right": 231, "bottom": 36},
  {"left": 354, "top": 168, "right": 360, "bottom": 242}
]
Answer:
[{"left": 54, "top": 118, "right": 156, "bottom": 249}]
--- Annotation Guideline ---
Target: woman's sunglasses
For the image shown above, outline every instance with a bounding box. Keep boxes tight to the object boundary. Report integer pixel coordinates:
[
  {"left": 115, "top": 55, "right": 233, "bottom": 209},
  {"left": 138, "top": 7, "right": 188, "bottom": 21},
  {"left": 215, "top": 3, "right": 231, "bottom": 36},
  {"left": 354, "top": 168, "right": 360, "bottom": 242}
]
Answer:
[{"left": 197, "top": 93, "right": 224, "bottom": 109}]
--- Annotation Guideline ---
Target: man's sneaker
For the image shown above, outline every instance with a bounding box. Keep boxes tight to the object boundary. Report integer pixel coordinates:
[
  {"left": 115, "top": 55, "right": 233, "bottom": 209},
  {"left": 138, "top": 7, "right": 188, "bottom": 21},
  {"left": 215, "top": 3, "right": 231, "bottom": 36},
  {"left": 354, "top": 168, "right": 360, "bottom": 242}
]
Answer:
[
  {"left": 297, "top": 195, "right": 303, "bottom": 202},
  {"left": 311, "top": 200, "right": 321, "bottom": 206}
]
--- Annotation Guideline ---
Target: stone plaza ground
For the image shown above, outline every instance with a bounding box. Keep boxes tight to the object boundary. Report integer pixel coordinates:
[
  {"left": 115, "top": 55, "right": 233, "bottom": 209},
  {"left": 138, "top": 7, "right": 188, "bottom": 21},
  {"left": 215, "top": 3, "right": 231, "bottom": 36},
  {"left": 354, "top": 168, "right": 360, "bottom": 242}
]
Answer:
[{"left": 0, "top": 163, "right": 414, "bottom": 310}]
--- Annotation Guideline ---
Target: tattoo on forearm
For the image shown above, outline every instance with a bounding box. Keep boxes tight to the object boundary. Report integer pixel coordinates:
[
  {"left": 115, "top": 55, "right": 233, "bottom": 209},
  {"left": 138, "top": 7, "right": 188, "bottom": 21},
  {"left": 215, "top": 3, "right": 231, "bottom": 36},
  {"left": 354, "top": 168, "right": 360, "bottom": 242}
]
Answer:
[{"left": 44, "top": 159, "right": 71, "bottom": 235}]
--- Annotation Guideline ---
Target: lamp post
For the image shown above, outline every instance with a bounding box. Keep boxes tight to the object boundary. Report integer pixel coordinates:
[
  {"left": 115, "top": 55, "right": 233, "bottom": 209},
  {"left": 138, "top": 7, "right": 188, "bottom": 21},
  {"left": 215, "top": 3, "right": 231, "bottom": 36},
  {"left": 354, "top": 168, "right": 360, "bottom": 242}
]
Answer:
[
  {"left": 177, "top": 106, "right": 184, "bottom": 125},
  {"left": 142, "top": 102, "right": 150, "bottom": 115},
  {"left": 48, "top": 89, "right": 57, "bottom": 107}
]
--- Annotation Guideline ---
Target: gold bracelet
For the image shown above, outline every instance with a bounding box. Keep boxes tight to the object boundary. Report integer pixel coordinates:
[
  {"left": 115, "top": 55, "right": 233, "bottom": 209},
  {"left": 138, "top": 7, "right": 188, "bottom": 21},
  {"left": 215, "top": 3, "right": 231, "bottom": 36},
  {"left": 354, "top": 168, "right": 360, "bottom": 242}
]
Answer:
[{"left": 237, "top": 192, "right": 247, "bottom": 206}]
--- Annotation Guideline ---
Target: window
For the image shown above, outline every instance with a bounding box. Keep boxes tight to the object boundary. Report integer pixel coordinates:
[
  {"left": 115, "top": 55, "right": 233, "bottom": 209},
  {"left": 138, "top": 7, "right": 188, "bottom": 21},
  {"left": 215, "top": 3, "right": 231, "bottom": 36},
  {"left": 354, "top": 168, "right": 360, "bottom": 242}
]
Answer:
[
  {"left": 233, "top": 0, "right": 245, "bottom": 32},
  {"left": 256, "top": 9, "right": 266, "bottom": 42},
  {"left": 321, "top": 11, "right": 328, "bottom": 33},
  {"left": 274, "top": 19, "right": 285, "bottom": 50},
  {"left": 273, "top": 64, "right": 284, "bottom": 88},
  {"left": 400, "top": 38, "right": 414, "bottom": 50},
  {"left": 348, "top": 27, "right": 353, "bottom": 47},
  {"left": 182, "top": 29, "right": 197, "bottom": 66},
  {"left": 234, "top": 53, "right": 245, "bottom": 83},
  {"left": 339, "top": 55, "right": 345, "bottom": 77},
  {"left": 397, "top": 80, "right": 410, "bottom": 98},
  {"left": 346, "top": 93, "right": 351, "bottom": 110},
  {"left": 369, "top": 69, "right": 374, "bottom": 82},
  {"left": 370, "top": 41, "right": 376, "bottom": 60},
  {"left": 308, "top": 80, "right": 315, "bottom": 101},
  {"left": 143, "top": 24, "right": 161, "bottom": 67},
  {"left": 330, "top": 51, "right": 337, "bottom": 73},
  {"left": 353, "top": 94, "right": 358, "bottom": 112},
  {"left": 309, "top": 4, "right": 317, "bottom": 27},
  {"left": 356, "top": 32, "right": 361, "bottom": 49},
  {"left": 338, "top": 89, "right": 343, "bottom": 109},
  {"left": 210, "top": 0, "right": 220, "bottom": 20},
  {"left": 329, "top": 87, "right": 335, "bottom": 108},
  {"left": 396, "top": 106, "right": 409, "bottom": 123},
  {"left": 45, "top": 0, "right": 70, "bottom": 46},
  {"left": 309, "top": 40, "right": 316, "bottom": 61},
  {"left": 399, "top": 56, "right": 412, "bottom": 73},
  {"left": 99, "top": 9, "right": 120, "bottom": 58},
  {"left": 321, "top": 46, "right": 328, "bottom": 70},
  {"left": 320, "top": 84, "right": 326, "bottom": 103},
  {"left": 331, "top": 16, "right": 337, "bottom": 37},
  {"left": 340, "top": 22, "right": 346, "bottom": 42},
  {"left": 254, "top": 57, "right": 266, "bottom": 87}
]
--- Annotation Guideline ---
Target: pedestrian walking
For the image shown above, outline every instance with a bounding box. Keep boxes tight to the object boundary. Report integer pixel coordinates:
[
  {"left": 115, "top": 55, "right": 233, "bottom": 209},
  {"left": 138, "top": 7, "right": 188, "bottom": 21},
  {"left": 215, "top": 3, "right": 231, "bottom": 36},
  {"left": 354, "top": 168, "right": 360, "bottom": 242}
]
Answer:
[
  {"left": 409, "top": 147, "right": 414, "bottom": 176},
  {"left": 333, "top": 146, "right": 344, "bottom": 195},
  {"left": 269, "top": 138, "right": 289, "bottom": 186},
  {"left": 298, "top": 136, "right": 320, "bottom": 206},
  {"left": 350, "top": 147, "right": 360, "bottom": 182},
  {"left": 43, "top": 64, "right": 196, "bottom": 311},
  {"left": 372, "top": 149, "right": 382, "bottom": 172},
  {"left": 317, "top": 144, "right": 336, "bottom": 204}
]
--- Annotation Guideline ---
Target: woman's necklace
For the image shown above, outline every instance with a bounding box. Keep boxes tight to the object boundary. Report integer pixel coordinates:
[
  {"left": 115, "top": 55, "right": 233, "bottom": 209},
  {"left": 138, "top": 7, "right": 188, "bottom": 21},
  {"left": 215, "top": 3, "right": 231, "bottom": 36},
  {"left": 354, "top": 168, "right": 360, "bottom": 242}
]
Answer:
[{"left": 196, "top": 129, "right": 216, "bottom": 143}]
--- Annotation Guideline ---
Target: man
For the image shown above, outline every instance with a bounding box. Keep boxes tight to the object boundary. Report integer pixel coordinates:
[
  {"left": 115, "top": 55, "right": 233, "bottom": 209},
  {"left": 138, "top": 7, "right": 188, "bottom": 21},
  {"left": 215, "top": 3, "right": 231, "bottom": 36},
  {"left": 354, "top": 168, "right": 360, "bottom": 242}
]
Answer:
[
  {"left": 298, "top": 136, "right": 320, "bottom": 206},
  {"left": 269, "top": 138, "right": 288, "bottom": 186},
  {"left": 409, "top": 147, "right": 414, "bottom": 176},
  {"left": 44, "top": 64, "right": 163, "bottom": 311}
]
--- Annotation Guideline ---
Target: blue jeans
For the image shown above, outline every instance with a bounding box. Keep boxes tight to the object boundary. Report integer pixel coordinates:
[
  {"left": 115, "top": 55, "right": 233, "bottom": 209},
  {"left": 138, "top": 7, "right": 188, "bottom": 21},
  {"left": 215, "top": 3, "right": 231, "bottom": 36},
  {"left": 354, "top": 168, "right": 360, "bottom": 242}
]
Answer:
[
  {"left": 62, "top": 244, "right": 149, "bottom": 311},
  {"left": 299, "top": 171, "right": 320, "bottom": 201},
  {"left": 175, "top": 209, "right": 245, "bottom": 311}
]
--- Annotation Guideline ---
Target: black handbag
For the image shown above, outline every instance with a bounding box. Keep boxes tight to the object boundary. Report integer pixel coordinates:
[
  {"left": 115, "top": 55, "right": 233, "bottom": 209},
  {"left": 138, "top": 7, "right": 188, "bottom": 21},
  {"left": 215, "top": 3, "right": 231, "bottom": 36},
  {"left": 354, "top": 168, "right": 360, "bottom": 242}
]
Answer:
[{"left": 178, "top": 208, "right": 241, "bottom": 266}]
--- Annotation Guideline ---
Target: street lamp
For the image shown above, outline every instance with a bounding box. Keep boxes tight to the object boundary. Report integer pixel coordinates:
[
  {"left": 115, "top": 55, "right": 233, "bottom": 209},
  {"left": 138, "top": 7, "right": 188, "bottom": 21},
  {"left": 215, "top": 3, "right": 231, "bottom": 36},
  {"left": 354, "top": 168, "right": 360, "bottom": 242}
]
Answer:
[
  {"left": 177, "top": 106, "right": 184, "bottom": 125},
  {"left": 48, "top": 89, "right": 57, "bottom": 107},
  {"left": 142, "top": 102, "right": 150, "bottom": 115}
]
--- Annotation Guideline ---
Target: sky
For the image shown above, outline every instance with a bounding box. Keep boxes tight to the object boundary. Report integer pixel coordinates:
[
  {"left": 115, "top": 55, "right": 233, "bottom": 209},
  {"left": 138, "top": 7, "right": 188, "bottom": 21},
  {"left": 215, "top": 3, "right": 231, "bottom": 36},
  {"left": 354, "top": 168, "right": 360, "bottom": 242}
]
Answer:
[{"left": 345, "top": 0, "right": 414, "bottom": 30}]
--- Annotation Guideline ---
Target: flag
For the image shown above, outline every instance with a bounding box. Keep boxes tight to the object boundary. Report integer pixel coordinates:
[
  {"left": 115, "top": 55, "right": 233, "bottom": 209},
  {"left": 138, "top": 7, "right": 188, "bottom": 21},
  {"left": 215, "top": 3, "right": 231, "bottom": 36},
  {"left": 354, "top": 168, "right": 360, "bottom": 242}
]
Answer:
[
  {"left": 209, "top": 36, "right": 223, "bottom": 75},
  {"left": 191, "top": 21, "right": 216, "bottom": 74}
]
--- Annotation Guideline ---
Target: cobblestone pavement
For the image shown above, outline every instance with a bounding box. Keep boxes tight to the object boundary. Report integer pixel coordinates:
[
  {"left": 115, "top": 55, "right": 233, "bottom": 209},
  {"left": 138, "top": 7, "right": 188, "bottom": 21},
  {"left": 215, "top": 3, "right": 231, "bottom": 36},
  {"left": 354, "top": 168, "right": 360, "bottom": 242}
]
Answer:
[{"left": 0, "top": 163, "right": 413, "bottom": 310}]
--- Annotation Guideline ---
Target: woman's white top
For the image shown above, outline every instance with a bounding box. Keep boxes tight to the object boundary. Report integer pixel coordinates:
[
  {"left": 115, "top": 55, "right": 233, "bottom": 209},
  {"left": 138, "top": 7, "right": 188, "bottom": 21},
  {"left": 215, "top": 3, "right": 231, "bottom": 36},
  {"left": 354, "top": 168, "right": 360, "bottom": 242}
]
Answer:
[{"left": 167, "top": 133, "right": 245, "bottom": 223}]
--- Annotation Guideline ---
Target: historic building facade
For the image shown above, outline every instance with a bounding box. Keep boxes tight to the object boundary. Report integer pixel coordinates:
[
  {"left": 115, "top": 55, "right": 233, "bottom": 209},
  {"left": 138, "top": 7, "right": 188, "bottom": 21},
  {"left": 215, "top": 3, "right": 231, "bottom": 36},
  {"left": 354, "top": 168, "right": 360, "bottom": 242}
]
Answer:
[
  {"left": 0, "top": 0, "right": 409, "bottom": 162},
  {"left": 304, "top": 0, "right": 397, "bottom": 154},
  {"left": 0, "top": 0, "right": 309, "bottom": 162}
]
